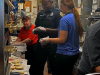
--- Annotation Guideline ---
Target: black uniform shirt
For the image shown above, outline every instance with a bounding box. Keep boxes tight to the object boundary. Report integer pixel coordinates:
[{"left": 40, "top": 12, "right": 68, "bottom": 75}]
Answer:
[{"left": 35, "top": 7, "right": 62, "bottom": 38}]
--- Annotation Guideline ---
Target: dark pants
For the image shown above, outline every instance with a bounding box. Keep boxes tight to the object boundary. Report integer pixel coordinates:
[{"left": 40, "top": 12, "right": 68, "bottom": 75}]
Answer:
[
  {"left": 33, "top": 43, "right": 57, "bottom": 75},
  {"left": 25, "top": 44, "right": 37, "bottom": 75},
  {"left": 55, "top": 53, "right": 79, "bottom": 75},
  {"left": 47, "top": 57, "right": 52, "bottom": 74}
]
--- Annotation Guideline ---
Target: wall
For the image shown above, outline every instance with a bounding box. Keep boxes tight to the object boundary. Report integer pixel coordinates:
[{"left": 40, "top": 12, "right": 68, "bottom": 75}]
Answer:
[
  {"left": 74, "top": 0, "right": 78, "bottom": 7},
  {"left": 82, "top": 0, "right": 93, "bottom": 15},
  {"left": 17, "top": 0, "right": 37, "bottom": 27},
  {"left": 30, "top": 0, "right": 37, "bottom": 13},
  {"left": 30, "top": 0, "right": 37, "bottom": 25}
]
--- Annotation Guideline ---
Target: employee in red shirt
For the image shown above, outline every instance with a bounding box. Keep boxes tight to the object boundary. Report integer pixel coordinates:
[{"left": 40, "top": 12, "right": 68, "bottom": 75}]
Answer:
[{"left": 14, "top": 16, "right": 38, "bottom": 75}]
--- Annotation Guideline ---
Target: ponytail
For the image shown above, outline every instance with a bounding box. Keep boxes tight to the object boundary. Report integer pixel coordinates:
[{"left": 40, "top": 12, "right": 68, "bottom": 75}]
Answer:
[
  {"left": 61, "top": 0, "right": 84, "bottom": 38},
  {"left": 73, "top": 7, "right": 84, "bottom": 38}
]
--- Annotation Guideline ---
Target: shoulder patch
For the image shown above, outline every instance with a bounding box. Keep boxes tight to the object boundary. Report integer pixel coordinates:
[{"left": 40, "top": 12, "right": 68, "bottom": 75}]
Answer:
[
  {"left": 60, "top": 12, "right": 64, "bottom": 17},
  {"left": 50, "top": 12, "right": 54, "bottom": 16}
]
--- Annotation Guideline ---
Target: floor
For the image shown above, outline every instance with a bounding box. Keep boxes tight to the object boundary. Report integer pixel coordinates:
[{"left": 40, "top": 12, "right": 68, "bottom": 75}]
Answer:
[{"left": 44, "top": 62, "right": 49, "bottom": 75}]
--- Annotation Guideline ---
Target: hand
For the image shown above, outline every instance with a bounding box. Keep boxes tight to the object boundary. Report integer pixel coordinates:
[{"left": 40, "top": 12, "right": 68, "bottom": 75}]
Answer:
[
  {"left": 39, "top": 36, "right": 49, "bottom": 45},
  {"left": 18, "top": 42, "right": 22, "bottom": 44},
  {"left": 11, "top": 42, "right": 22, "bottom": 46},
  {"left": 13, "top": 41, "right": 19, "bottom": 44},
  {"left": 32, "top": 26, "right": 46, "bottom": 34}
]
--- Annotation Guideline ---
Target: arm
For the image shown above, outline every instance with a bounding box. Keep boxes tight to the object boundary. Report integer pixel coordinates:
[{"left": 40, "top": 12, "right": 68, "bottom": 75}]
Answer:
[
  {"left": 48, "top": 18, "right": 68, "bottom": 44},
  {"left": 34, "top": 12, "right": 45, "bottom": 35},
  {"left": 20, "top": 34, "right": 37, "bottom": 44},
  {"left": 14, "top": 28, "right": 22, "bottom": 43},
  {"left": 34, "top": 28, "right": 58, "bottom": 35},
  {"left": 34, "top": 11, "right": 61, "bottom": 34},
  {"left": 46, "top": 28, "right": 58, "bottom": 34},
  {"left": 45, "top": 10, "right": 62, "bottom": 34},
  {"left": 15, "top": 38, "right": 21, "bottom": 42},
  {"left": 21, "top": 29, "right": 37, "bottom": 44},
  {"left": 40, "top": 18, "right": 68, "bottom": 45},
  {"left": 20, "top": 38, "right": 31, "bottom": 43},
  {"left": 15, "top": 28, "right": 32, "bottom": 44},
  {"left": 45, "top": 11, "right": 62, "bottom": 34},
  {"left": 95, "top": 66, "right": 100, "bottom": 72},
  {"left": 87, "top": 30, "right": 100, "bottom": 72},
  {"left": 49, "top": 30, "right": 68, "bottom": 44}
]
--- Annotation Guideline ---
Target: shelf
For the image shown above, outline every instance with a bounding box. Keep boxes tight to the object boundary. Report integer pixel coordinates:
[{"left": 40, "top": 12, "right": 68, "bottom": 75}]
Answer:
[
  {"left": 6, "top": 63, "right": 11, "bottom": 75},
  {"left": 10, "top": 33, "right": 19, "bottom": 36},
  {"left": 5, "top": 0, "right": 15, "bottom": 9}
]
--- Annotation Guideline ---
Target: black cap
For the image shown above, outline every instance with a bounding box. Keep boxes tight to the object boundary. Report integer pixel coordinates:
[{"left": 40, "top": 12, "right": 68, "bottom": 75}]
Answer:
[{"left": 22, "top": 16, "right": 29, "bottom": 21}]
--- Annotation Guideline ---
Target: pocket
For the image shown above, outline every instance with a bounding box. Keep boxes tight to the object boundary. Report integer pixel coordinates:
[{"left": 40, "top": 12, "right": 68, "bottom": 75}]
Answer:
[{"left": 45, "top": 17, "right": 55, "bottom": 28}]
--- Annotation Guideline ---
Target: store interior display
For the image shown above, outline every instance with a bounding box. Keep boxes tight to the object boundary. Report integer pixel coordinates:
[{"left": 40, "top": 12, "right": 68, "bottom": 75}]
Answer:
[{"left": 0, "top": 0, "right": 100, "bottom": 75}]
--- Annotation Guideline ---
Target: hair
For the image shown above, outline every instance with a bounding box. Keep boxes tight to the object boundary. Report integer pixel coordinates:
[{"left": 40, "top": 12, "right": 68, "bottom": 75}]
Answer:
[
  {"left": 61, "top": 0, "right": 84, "bottom": 38},
  {"left": 22, "top": 16, "right": 30, "bottom": 21}
]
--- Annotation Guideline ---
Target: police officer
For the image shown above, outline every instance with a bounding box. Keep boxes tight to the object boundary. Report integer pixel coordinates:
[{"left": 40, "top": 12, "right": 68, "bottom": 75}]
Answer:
[{"left": 32, "top": 0, "right": 62, "bottom": 75}]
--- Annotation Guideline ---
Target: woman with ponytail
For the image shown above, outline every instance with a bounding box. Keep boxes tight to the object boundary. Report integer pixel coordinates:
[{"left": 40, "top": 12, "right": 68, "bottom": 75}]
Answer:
[{"left": 39, "top": 0, "right": 84, "bottom": 75}]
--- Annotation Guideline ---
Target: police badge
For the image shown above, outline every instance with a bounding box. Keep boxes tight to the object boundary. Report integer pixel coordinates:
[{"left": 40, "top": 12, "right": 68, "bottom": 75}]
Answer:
[
  {"left": 50, "top": 12, "right": 54, "bottom": 16},
  {"left": 60, "top": 12, "right": 64, "bottom": 17}
]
